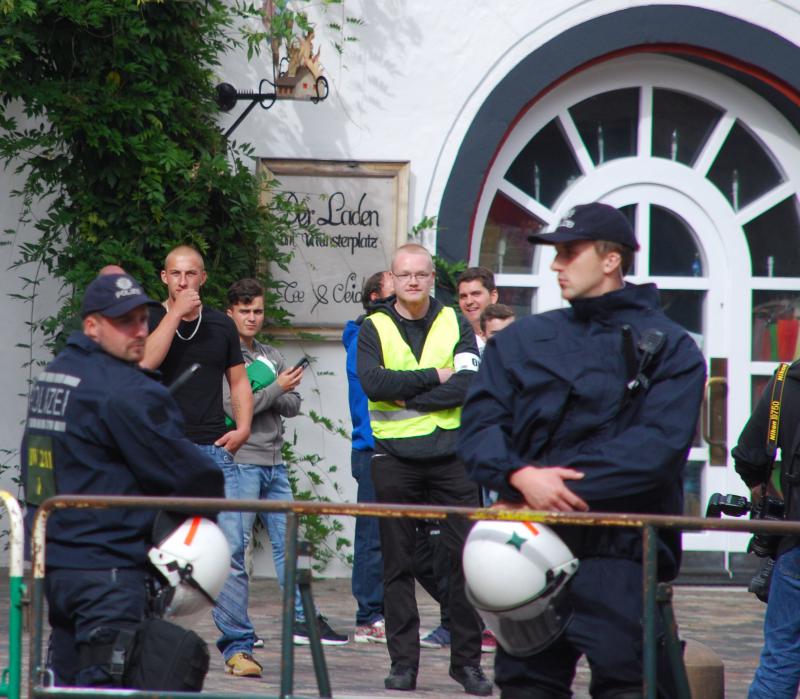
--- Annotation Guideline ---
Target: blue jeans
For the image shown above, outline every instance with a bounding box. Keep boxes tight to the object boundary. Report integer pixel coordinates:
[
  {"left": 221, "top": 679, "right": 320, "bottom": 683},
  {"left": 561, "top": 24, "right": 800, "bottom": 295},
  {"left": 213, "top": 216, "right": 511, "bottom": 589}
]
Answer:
[
  {"left": 351, "top": 448, "right": 384, "bottom": 625},
  {"left": 197, "top": 444, "right": 255, "bottom": 661},
  {"left": 238, "top": 462, "right": 305, "bottom": 622},
  {"left": 749, "top": 545, "right": 800, "bottom": 699}
]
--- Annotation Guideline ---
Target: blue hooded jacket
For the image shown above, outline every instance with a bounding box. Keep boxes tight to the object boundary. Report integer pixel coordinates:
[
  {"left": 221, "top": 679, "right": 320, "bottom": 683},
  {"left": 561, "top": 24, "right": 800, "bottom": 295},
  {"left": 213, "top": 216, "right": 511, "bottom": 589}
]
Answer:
[{"left": 343, "top": 317, "right": 374, "bottom": 451}]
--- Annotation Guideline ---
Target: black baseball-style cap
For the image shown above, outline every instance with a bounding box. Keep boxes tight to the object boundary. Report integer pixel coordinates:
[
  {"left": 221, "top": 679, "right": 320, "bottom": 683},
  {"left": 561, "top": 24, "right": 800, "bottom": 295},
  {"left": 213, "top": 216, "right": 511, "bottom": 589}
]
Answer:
[
  {"left": 527, "top": 203, "right": 639, "bottom": 251},
  {"left": 80, "top": 273, "right": 159, "bottom": 318}
]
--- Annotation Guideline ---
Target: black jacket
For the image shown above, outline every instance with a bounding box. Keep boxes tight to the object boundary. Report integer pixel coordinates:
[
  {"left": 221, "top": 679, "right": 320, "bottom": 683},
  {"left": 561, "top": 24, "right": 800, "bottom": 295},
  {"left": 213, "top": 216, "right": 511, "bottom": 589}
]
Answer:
[
  {"left": 733, "top": 360, "right": 800, "bottom": 553},
  {"left": 357, "top": 296, "right": 479, "bottom": 460},
  {"left": 21, "top": 332, "right": 224, "bottom": 569},
  {"left": 459, "top": 283, "right": 706, "bottom": 579}
]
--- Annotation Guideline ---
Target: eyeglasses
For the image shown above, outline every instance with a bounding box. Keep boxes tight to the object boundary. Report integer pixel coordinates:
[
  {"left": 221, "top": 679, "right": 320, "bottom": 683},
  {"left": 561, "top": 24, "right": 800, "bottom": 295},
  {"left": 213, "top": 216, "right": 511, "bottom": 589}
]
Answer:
[{"left": 393, "top": 272, "right": 432, "bottom": 283}]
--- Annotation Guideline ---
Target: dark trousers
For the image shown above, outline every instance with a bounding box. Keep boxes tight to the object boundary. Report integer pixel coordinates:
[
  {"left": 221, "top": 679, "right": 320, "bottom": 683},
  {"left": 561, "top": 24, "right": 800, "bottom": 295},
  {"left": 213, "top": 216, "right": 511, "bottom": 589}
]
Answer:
[
  {"left": 413, "top": 520, "right": 451, "bottom": 629},
  {"left": 371, "top": 452, "right": 482, "bottom": 670},
  {"left": 495, "top": 558, "right": 677, "bottom": 699},
  {"left": 414, "top": 520, "right": 450, "bottom": 631},
  {"left": 46, "top": 567, "right": 147, "bottom": 686}
]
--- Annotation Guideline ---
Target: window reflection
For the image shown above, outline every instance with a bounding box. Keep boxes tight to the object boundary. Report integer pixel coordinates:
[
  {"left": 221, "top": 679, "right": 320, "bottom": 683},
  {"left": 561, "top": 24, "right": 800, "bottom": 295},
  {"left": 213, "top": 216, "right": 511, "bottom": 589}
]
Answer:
[
  {"left": 659, "top": 290, "right": 704, "bottom": 340},
  {"left": 744, "top": 197, "right": 800, "bottom": 278},
  {"left": 707, "top": 120, "right": 784, "bottom": 211},
  {"left": 569, "top": 88, "right": 639, "bottom": 165},
  {"left": 683, "top": 461, "right": 704, "bottom": 516},
  {"left": 618, "top": 204, "right": 638, "bottom": 276},
  {"left": 478, "top": 193, "right": 540, "bottom": 273},
  {"left": 650, "top": 206, "right": 703, "bottom": 277},
  {"left": 652, "top": 89, "right": 721, "bottom": 166},
  {"left": 505, "top": 120, "right": 581, "bottom": 208},
  {"left": 497, "top": 287, "right": 534, "bottom": 319},
  {"left": 752, "top": 290, "right": 800, "bottom": 362},
  {"left": 751, "top": 376, "right": 771, "bottom": 413}
]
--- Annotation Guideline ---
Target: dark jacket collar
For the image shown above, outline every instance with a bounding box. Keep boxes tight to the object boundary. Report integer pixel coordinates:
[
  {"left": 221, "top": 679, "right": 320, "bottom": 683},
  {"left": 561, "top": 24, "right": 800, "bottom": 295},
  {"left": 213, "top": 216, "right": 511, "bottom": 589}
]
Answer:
[
  {"left": 570, "top": 282, "right": 660, "bottom": 322},
  {"left": 375, "top": 295, "right": 442, "bottom": 324}
]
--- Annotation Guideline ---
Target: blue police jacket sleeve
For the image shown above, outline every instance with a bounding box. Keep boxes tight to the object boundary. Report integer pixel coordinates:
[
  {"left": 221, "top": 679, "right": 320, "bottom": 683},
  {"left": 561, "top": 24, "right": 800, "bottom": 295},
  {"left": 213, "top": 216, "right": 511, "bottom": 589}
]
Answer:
[
  {"left": 103, "top": 382, "right": 224, "bottom": 498},
  {"left": 458, "top": 338, "right": 528, "bottom": 501},
  {"left": 566, "top": 335, "right": 706, "bottom": 503}
]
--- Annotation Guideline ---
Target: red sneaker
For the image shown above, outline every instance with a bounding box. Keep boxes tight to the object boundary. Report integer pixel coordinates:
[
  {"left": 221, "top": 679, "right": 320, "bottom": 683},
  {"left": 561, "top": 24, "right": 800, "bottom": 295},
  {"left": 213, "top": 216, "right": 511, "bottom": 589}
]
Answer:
[{"left": 481, "top": 629, "right": 497, "bottom": 653}]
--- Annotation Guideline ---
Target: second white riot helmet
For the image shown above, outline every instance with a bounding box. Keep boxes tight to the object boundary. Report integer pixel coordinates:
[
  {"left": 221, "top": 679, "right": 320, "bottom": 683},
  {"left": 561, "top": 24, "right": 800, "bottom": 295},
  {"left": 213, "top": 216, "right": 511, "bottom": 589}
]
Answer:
[
  {"left": 463, "top": 519, "right": 578, "bottom": 657},
  {"left": 148, "top": 516, "right": 231, "bottom": 620}
]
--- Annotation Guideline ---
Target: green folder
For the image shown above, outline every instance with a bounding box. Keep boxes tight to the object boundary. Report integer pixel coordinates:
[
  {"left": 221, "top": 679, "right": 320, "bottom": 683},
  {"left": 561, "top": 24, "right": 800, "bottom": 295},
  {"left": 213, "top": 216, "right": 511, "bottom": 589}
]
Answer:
[{"left": 224, "top": 356, "right": 277, "bottom": 428}]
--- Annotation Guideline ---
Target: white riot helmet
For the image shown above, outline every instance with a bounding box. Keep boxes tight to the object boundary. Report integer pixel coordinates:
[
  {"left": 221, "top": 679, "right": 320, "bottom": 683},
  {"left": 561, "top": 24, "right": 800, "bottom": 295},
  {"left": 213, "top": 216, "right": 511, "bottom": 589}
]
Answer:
[
  {"left": 463, "top": 520, "right": 578, "bottom": 657},
  {"left": 148, "top": 516, "right": 231, "bottom": 620}
]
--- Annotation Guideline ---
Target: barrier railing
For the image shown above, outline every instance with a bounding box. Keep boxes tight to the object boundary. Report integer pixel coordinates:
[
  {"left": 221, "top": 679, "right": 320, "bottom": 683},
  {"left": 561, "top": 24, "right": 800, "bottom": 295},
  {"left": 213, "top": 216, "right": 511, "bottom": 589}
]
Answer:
[
  {"left": 27, "top": 495, "right": 800, "bottom": 699},
  {"left": 0, "top": 491, "right": 24, "bottom": 699}
]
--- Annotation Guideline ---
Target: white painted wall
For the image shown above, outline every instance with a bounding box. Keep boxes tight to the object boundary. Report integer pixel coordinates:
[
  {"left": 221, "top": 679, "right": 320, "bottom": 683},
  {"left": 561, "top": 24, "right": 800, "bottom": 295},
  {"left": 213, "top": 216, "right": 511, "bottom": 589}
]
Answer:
[
  {"left": 3, "top": 0, "right": 800, "bottom": 572},
  {"left": 232, "top": 0, "right": 800, "bottom": 574},
  {"left": 0, "top": 107, "right": 61, "bottom": 551},
  {"left": 219, "top": 0, "right": 800, "bottom": 230}
]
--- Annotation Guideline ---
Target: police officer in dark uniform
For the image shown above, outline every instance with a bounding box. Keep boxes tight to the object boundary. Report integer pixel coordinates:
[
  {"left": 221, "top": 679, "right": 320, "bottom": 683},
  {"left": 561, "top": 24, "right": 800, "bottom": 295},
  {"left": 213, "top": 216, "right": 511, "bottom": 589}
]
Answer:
[
  {"left": 459, "top": 203, "right": 707, "bottom": 699},
  {"left": 21, "top": 272, "right": 225, "bottom": 687}
]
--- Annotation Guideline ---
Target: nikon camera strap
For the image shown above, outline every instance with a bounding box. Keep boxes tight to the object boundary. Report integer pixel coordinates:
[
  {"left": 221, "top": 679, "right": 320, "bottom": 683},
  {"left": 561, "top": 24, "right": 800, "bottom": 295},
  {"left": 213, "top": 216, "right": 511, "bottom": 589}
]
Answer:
[{"left": 762, "top": 362, "right": 790, "bottom": 506}]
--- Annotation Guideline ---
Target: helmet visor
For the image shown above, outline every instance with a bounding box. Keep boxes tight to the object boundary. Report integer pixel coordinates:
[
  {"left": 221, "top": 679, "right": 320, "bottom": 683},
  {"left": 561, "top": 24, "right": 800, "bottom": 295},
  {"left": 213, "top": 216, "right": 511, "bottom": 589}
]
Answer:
[{"left": 468, "top": 581, "right": 572, "bottom": 657}]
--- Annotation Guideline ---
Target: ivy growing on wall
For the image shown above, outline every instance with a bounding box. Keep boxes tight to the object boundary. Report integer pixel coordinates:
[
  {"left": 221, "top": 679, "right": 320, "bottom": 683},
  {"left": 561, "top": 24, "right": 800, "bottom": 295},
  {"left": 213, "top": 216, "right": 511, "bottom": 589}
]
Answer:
[
  {"left": 0, "top": 1, "right": 285, "bottom": 323},
  {"left": 0, "top": 0, "right": 357, "bottom": 569}
]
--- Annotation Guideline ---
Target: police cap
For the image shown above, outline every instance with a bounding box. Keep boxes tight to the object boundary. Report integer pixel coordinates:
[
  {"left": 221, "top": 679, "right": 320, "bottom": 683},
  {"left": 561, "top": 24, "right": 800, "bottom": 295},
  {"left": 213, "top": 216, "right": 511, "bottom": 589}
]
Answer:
[
  {"left": 81, "top": 273, "right": 159, "bottom": 318},
  {"left": 527, "top": 203, "right": 639, "bottom": 251}
]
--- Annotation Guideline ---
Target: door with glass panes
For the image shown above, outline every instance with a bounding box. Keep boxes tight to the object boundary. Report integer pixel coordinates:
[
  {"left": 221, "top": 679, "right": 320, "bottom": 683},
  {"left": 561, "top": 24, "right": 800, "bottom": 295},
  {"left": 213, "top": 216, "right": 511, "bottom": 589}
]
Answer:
[{"left": 470, "top": 54, "right": 800, "bottom": 553}]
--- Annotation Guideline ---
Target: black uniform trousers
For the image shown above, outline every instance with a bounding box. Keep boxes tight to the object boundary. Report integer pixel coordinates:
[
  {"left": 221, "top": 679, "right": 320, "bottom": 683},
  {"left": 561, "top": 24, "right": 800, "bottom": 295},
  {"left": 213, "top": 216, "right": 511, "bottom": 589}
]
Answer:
[
  {"left": 371, "top": 451, "right": 482, "bottom": 671},
  {"left": 413, "top": 520, "right": 451, "bottom": 629},
  {"left": 47, "top": 567, "right": 147, "bottom": 686},
  {"left": 495, "top": 558, "right": 678, "bottom": 699}
]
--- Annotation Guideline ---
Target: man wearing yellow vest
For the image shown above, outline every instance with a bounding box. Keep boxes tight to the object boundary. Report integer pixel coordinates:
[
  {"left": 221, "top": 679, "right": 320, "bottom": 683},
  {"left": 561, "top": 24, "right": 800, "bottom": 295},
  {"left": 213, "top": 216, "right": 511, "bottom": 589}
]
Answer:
[{"left": 357, "top": 243, "right": 491, "bottom": 696}]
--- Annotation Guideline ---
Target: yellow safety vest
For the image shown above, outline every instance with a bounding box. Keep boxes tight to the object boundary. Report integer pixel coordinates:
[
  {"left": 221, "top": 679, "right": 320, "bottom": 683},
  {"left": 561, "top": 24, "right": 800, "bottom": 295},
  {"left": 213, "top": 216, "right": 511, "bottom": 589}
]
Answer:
[{"left": 368, "top": 307, "right": 462, "bottom": 439}]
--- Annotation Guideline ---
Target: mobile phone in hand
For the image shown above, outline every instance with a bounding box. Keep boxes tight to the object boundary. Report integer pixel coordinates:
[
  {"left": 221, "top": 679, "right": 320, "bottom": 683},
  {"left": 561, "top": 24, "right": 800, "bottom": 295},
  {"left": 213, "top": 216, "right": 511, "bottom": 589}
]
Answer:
[{"left": 293, "top": 357, "right": 310, "bottom": 371}]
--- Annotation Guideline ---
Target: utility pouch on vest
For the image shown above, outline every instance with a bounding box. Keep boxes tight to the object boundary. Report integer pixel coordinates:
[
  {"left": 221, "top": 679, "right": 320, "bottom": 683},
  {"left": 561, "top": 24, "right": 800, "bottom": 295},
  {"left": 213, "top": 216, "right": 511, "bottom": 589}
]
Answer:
[
  {"left": 622, "top": 326, "right": 666, "bottom": 396},
  {"left": 24, "top": 434, "right": 57, "bottom": 506},
  {"left": 81, "top": 620, "right": 209, "bottom": 691},
  {"left": 123, "top": 619, "right": 209, "bottom": 691}
]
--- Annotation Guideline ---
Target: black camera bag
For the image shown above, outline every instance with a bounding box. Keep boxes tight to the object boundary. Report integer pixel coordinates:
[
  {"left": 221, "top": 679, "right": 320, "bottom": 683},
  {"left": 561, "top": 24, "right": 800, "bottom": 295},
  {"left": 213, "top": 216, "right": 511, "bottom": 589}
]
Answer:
[{"left": 121, "top": 618, "right": 209, "bottom": 691}]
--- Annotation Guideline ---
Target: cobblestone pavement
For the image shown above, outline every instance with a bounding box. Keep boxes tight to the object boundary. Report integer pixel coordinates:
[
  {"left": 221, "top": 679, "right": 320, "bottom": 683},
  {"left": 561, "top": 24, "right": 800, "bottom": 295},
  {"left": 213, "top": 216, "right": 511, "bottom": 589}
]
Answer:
[{"left": 0, "top": 576, "right": 768, "bottom": 698}]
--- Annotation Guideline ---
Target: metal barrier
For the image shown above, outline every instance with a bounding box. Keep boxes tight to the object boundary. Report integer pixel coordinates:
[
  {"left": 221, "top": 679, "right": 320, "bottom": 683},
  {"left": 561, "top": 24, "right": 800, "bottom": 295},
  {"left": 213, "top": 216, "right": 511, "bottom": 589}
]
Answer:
[
  {"left": 26, "top": 494, "right": 800, "bottom": 699},
  {"left": 0, "top": 491, "right": 25, "bottom": 699}
]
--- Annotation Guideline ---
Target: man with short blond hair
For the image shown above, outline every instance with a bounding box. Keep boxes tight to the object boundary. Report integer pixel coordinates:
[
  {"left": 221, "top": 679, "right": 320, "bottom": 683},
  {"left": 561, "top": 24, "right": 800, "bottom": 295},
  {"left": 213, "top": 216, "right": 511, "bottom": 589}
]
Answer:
[
  {"left": 357, "top": 243, "right": 491, "bottom": 695},
  {"left": 142, "top": 246, "right": 256, "bottom": 676}
]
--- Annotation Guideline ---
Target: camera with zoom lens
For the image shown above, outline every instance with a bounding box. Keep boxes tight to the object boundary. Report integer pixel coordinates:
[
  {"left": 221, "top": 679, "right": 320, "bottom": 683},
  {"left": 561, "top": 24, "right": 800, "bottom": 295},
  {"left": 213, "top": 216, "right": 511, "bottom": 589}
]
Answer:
[{"left": 705, "top": 492, "right": 785, "bottom": 558}]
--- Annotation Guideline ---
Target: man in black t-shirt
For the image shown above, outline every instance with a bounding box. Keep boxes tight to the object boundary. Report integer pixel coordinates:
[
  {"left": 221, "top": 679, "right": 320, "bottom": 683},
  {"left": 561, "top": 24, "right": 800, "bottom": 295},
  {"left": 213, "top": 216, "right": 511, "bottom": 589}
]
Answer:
[{"left": 142, "top": 245, "right": 258, "bottom": 677}]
